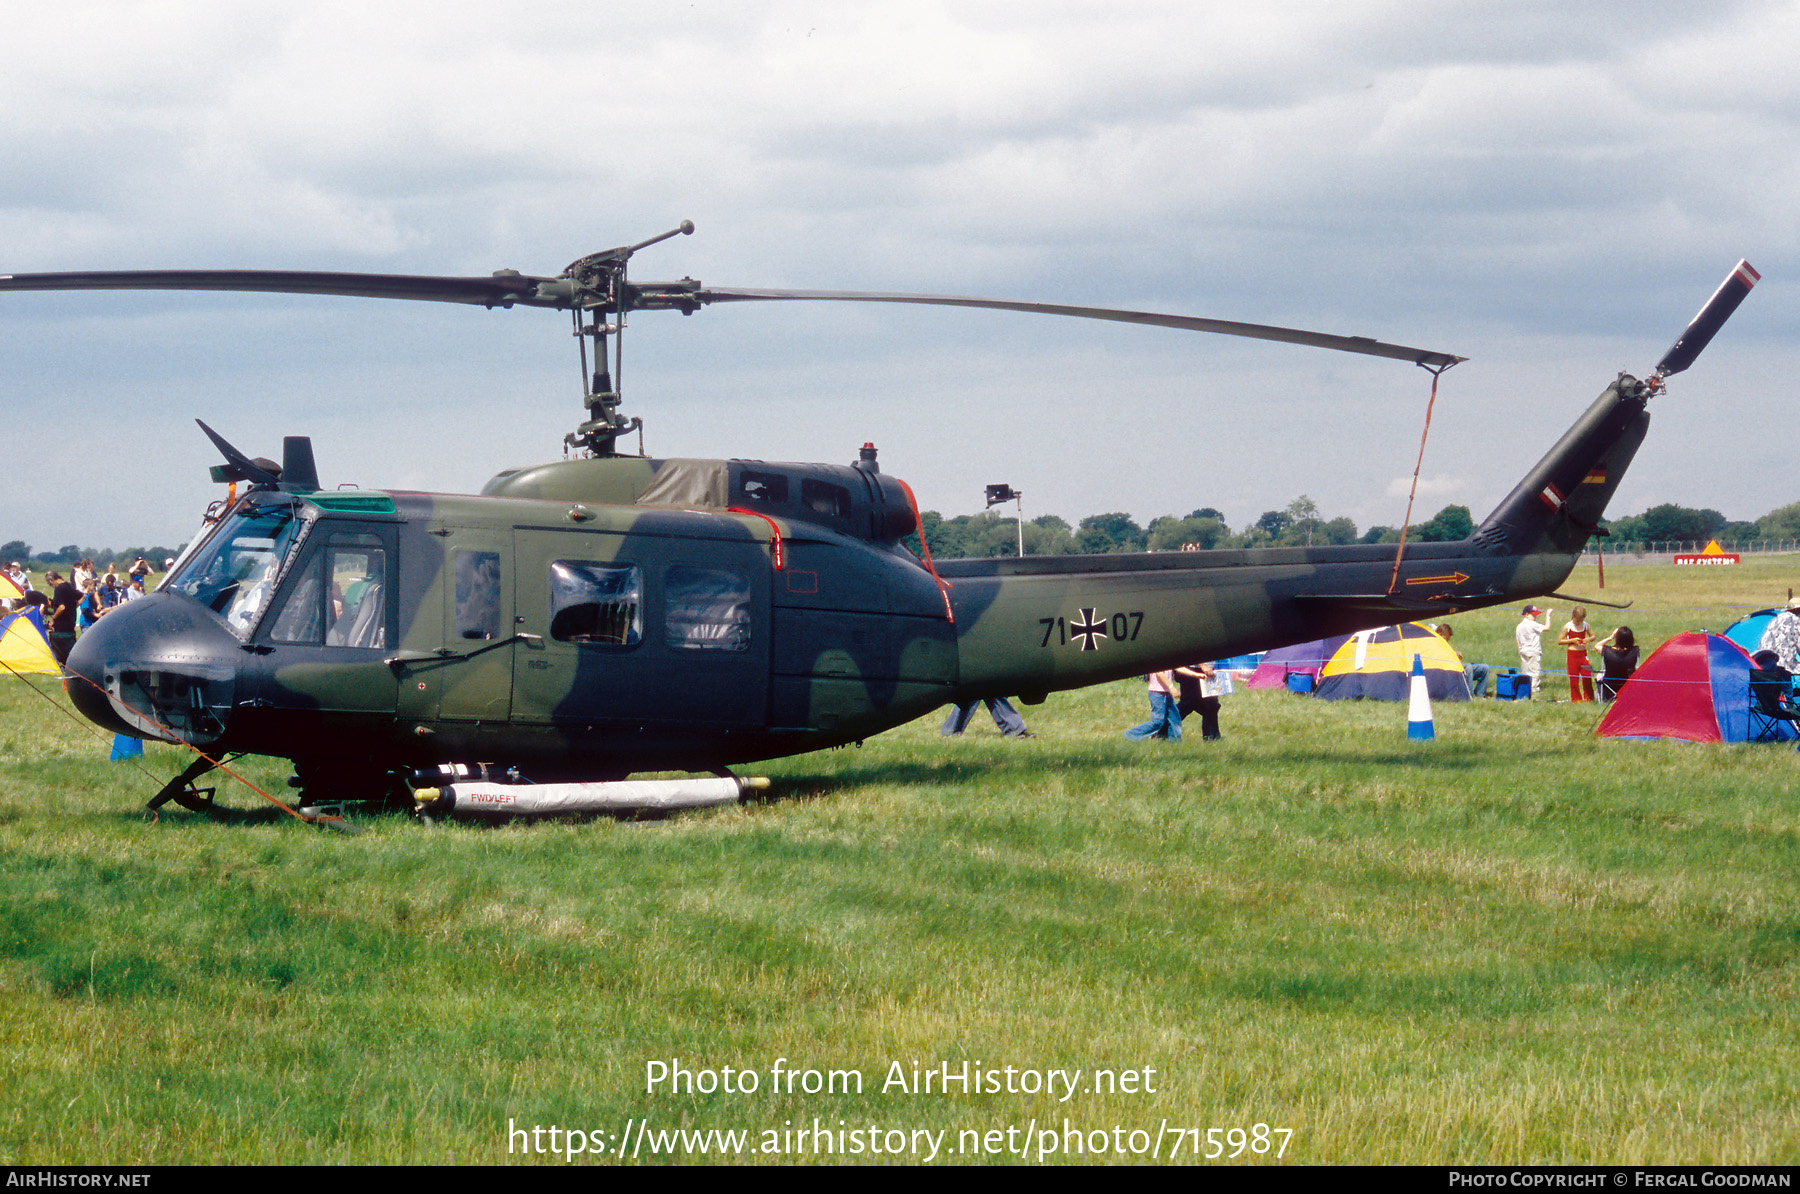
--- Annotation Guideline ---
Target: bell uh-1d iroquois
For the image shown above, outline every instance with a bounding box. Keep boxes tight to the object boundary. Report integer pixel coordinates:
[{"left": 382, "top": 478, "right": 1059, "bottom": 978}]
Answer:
[{"left": 0, "top": 228, "right": 1759, "bottom": 813}]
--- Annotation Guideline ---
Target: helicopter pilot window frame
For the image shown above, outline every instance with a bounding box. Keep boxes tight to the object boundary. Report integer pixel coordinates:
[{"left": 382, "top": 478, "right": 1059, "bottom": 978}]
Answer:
[
  {"left": 263, "top": 531, "right": 390, "bottom": 650},
  {"left": 548, "top": 560, "right": 642, "bottom": 647},
  {"left": 164, "top": 499, "right": 310, "bottom": 641}
]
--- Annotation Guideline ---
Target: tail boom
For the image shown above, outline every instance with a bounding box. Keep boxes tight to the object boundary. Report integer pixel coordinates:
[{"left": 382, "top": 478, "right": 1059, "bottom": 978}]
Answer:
[{"left": 943, "top": 379, "right": 1653, "bottom": 700}]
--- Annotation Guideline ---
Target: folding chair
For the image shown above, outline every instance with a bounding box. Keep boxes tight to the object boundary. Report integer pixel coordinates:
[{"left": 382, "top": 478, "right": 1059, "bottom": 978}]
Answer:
[{"left": 1747, "top": 668, "right": 1800, "bottom": 742}]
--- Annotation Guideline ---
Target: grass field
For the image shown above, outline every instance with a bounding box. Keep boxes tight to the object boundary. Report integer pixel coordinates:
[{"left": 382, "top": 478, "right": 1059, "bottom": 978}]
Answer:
[{"left": 1, "top": 559, "right": 1797, "bottom": 1166}]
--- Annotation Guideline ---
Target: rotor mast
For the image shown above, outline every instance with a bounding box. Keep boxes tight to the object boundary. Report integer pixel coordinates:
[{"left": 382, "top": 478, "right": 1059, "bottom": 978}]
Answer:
[{"left": 561, "top": 220, "right": 695, "bottom": 457}]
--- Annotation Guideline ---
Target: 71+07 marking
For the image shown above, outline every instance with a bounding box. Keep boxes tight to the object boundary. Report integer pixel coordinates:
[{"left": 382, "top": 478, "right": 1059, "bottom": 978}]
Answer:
[{"left": 1040, "top": 608, "right": 1144, "bottom": 650}]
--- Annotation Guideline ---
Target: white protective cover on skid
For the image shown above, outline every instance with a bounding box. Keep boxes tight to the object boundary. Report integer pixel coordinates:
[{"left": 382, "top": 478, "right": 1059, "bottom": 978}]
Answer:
[{"left": 444, "top": 777, "right": 742, "bottom": 815}]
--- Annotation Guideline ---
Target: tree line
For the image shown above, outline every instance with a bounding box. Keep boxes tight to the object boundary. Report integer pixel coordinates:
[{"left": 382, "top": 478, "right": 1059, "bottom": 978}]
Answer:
[
  {"left": 0, "top": 540, "right": 185, "bottom": 571},
  {"left": 907, "top": 498, "right": 1800, "bottom": 559}
]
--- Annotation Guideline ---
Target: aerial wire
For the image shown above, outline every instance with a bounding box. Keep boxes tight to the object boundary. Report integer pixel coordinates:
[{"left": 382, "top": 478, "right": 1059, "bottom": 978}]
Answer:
[{"left": 1387, "top": 360, "right": 1458, "bottom": 596}]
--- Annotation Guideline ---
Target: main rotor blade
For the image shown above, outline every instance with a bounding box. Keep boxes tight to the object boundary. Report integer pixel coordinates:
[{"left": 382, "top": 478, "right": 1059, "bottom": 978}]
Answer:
[
  {"left": 0, "top": 266, "right": 1468, "bottom": 368},
  {"left": 1655, "top": 259, "right": 1760, "bottom": 377},
  {"left": 689, "top": 286, "right": 1466, "bottom": 369},
  {"left": 0, "top": 268, "right": 564, "bottom": 309}
]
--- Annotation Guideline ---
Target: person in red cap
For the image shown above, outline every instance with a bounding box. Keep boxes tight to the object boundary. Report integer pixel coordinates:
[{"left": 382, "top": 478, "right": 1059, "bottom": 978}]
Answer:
[{"left": 1516, "top": 604, "right": 1552, "bottom": 696}]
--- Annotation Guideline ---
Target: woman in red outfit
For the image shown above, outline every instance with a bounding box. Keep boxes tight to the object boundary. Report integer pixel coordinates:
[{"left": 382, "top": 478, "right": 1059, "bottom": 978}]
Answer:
[{"left": 1559, "top": 606, "right": 1597, "bottom": 702}]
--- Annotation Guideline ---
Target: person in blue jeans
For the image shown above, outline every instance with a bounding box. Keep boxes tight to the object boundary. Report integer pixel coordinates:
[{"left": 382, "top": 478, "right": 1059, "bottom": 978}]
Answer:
[
  {"left": 1124, "top": 669, "right": 1182, "bottom": 741},
  {"left": 941, "top": 697, "right": 1033, "bottom": 738},
  {"left": 1435, "top": 623, "right": 1489, "bottom": 697}
]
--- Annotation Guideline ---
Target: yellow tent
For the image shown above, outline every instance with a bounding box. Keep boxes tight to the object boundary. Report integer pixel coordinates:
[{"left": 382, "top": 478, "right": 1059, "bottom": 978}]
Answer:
[
  {"left": 0, "top": 609, "right": 60, "bottom": 676},
  {"left": 1315, "top": 622, "right": 1470, "bottom": 701}
]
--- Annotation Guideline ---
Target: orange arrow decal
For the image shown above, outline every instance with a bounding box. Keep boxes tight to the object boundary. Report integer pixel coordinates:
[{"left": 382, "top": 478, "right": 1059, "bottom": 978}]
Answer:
[{"left": 1404, "top": 572, "right": 1469, "bottom": 586}]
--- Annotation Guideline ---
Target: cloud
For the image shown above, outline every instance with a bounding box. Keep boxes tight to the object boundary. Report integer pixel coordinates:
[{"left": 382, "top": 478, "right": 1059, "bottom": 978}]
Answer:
[{"left": 1385, "top": 473, "right": 1467, "bottom": 500}]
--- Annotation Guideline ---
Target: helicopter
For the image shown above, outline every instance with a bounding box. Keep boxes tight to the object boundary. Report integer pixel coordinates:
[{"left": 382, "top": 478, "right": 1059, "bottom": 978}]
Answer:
[{"left": 0, "top": 228, "right": 1759, "bottom": 811}]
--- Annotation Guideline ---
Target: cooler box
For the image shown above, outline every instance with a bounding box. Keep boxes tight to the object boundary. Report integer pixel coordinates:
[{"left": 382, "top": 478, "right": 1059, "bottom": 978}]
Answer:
[
  {"left": 1285, "top": 672, "right": 1315, "bottom": 694},
  {"left": 1495, "top": 670, "right": 1532, "bottom": 700}
]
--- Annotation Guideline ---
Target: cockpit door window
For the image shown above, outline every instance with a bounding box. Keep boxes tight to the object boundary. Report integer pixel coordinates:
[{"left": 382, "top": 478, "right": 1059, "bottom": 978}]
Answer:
[{"left": 263, "top": 532, "right": 388, "bottom": 649}]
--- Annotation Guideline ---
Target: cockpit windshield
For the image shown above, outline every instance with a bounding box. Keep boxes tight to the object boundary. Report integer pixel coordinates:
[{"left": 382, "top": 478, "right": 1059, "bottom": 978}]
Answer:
[{"left": 164, "top": 502, "right": 307, "bottom": 639}]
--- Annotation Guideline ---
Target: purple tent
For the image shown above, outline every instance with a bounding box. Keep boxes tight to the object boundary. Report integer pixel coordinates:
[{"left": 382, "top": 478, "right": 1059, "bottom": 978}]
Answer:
[{"left": 1246, "top": 635, "right": 1352, "bottom": 690}]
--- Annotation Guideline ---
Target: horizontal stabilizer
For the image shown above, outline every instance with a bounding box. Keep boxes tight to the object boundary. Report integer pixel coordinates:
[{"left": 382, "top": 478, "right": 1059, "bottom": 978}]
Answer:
[
  {"left": 1292, "top": 592, "right": 1470, "bottom": 620},
  {"left": 1655, "top": 259, "right": 1759, "bottom": 377},
  {"left": 1544, "top": 590, "right": 1633, "bottom": 610}
]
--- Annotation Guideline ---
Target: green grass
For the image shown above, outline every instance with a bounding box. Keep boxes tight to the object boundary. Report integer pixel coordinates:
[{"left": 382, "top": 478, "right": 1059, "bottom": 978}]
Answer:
[{"left": 1, "top": 560, "right": 1797, "bottom": 1165}]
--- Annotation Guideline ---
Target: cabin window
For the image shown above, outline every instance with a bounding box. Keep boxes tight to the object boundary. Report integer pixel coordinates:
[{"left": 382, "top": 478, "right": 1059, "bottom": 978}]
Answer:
[
  {"left": 801, "top": 478, "right": 852, "bottom": 519},
  {"left": 664, "top": 566, "right": 751, "bottom": 652},
  {"left": 738, "top": 469, "right": 788, "bottom": 504},
  {"left": 549, "top": 561, "right": 642, "bottom": 646},
  {"left": 454, "top": 550, "right": 502, "bottom": 641},
  {"left": 265, "top": 532, "right": 387, "bottom": 649}
]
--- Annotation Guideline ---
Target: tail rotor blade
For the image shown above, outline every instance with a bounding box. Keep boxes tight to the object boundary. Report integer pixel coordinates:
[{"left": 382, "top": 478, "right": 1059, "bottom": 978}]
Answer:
[
  {"left": 196, "top": 419, "right": 281, "bottom": 488},
  {"left": 1655, "top": 259, "right": 1759, "bottom": 377}
]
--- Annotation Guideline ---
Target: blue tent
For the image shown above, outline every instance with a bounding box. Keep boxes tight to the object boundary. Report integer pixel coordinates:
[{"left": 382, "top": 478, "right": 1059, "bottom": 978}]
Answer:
[{"left": 1724, "top": 609, "right": 1778, "bottom": 657}]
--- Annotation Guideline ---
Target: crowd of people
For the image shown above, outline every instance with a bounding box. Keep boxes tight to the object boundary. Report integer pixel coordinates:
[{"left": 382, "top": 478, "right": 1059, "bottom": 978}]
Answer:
[
  {"left": 1110, "top": 602, "right": 1663, "bottom": 742},
  {"left": 2, "top": 556, "right": 157, "bottom": 664},
  {"left": 1507, "top": 604, "right": 1639, "bottom": 702}
]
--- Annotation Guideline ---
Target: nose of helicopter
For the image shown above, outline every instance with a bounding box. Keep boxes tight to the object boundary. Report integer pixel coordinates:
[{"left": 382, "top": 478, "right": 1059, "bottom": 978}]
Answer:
[{"left": 65, "top": 594, "right": 241, "bottom": 746}]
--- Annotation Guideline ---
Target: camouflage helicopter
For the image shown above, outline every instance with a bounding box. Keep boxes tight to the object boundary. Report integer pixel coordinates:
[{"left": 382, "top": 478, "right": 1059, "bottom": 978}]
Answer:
[{"left": 0, "top": 229, "right": 1758, "bottom": 811}]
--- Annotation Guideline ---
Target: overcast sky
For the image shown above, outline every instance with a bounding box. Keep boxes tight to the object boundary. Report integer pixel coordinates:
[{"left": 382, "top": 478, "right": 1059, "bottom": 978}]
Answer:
[{"left": 4, "top": 0, "right": 1796, "bottom": 553}]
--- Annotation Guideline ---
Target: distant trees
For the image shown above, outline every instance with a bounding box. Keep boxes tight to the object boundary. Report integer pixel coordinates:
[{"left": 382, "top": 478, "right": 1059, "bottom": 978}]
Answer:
[
  {"left": 1021, "top": 515, "right": 1078, "bottom": 556},
  {"left": 1604, "top": 503, "right": 1755, "bottom": 546},
  {"left": 1253, "top": 510, "right": 1291, "bottom": 541},
  {"left": 1075, "top": 513, "right": 1147, "bottom": 554},
  {"left": 1411, "top": 505, "right": 1474, "bottom": 543},
  {"left": 1641, "top": 504, "right": 1725, "bottom": 543},
  {"left": 1147, "top": 514, "right": 1229, "bottom": 552},
  {"left": 0, "top": 541, "right": 194, "bottom": 571},
  {"left": 1758, "top": 502, "right": 1800, "bottom": 541},
  {"left": 909, "top": 510, "right": 1076, "bottom": 558},
  {"left": 1285, "top": 496, "right": 1322, "bottom": 545}
]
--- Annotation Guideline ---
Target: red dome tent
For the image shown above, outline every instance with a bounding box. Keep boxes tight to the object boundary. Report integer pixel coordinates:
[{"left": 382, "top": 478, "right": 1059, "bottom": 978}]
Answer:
[{"left": 1595, "top": 632, "right": 1788, "bottom": 743}]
